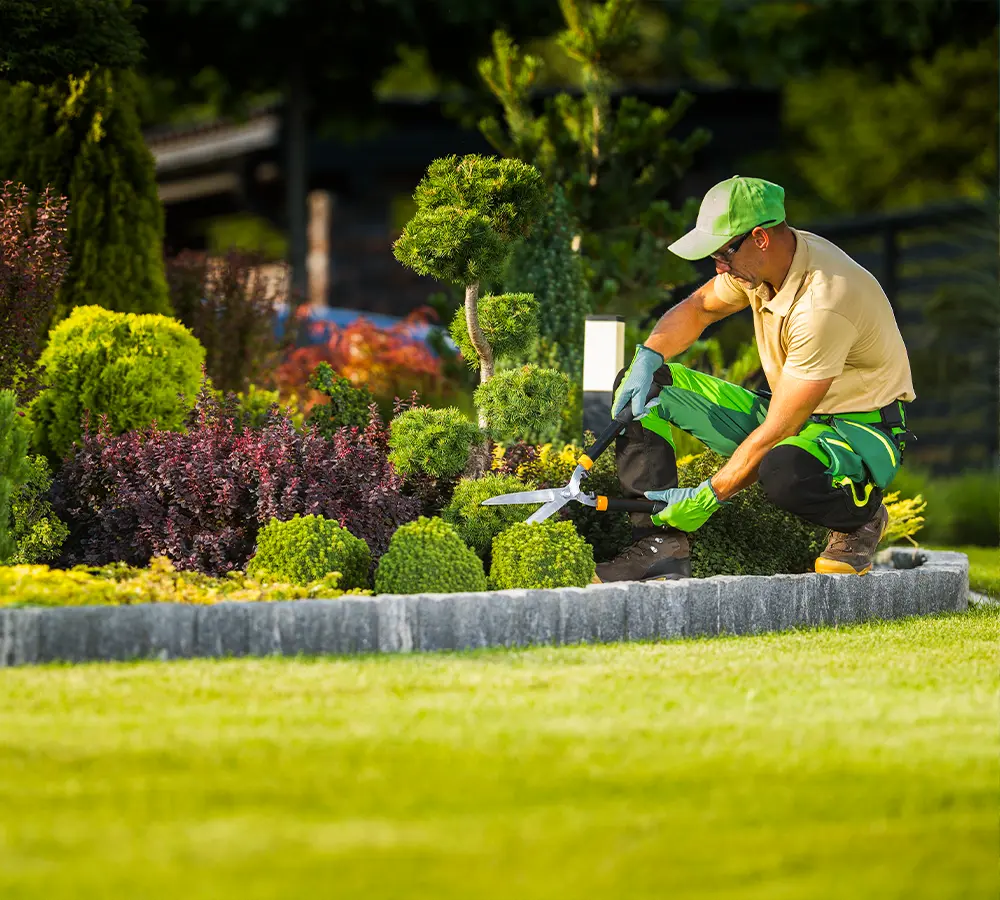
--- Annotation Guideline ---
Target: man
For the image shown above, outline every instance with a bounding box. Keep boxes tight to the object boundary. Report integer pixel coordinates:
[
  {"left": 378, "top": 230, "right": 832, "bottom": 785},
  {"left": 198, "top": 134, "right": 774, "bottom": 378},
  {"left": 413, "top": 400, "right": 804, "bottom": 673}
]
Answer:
[{"left": 596, "top": 175, "right": 915, "bottom": 582}]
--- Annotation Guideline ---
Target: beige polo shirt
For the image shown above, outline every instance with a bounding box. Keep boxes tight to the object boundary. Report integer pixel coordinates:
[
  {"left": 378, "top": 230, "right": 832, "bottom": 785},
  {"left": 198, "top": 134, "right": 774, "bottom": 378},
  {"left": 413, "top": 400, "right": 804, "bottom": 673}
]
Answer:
[{"left": 713, "top": 228, "right": 915, "bottom": 414}]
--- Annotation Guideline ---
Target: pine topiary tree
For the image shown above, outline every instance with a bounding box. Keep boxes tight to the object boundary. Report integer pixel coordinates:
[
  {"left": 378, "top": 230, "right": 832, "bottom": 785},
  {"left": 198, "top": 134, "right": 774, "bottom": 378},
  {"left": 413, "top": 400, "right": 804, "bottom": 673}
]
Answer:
[
  {"left": 478, "top": 2, "right": 708, "bottom": 316},
  {"left": 394, "top": 153, "right": 574, "bottom": 463},
  {"left": 393, "top": 155, "right": 550, "bottom": 430},
  {"left": 0, "top": 68, "right": 170, "bottom": 317}
]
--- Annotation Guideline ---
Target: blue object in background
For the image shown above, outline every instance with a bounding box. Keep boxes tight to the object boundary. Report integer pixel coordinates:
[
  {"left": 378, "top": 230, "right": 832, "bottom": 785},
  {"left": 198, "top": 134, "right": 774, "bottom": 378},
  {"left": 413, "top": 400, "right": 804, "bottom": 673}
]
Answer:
[{"left": 273, "top": 304, "right": 452, "bottom": 352}]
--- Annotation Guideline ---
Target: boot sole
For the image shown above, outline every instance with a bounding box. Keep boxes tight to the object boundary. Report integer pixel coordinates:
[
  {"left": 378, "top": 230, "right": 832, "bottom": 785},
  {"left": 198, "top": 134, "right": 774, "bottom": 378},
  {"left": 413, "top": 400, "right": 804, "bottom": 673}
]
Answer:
[
  {"left": 814, "top": 558, "right": 873, "bottom": 576},
  {"left": 591, "top": 572, "right": 689, "bottom": 585}
]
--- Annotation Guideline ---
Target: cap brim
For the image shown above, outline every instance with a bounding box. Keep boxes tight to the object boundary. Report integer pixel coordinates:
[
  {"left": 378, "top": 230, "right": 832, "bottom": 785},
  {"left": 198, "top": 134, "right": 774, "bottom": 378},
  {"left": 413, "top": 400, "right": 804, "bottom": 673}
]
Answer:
[{"left": 667, "top": 227, "right": 731, "bottom": 261}]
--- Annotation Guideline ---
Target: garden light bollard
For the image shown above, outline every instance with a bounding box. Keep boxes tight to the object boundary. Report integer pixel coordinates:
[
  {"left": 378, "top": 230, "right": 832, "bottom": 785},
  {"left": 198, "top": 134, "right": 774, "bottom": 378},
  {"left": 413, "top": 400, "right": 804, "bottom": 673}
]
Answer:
[{"left": 582, "top": 315, "right": 625, "bottom": 438}]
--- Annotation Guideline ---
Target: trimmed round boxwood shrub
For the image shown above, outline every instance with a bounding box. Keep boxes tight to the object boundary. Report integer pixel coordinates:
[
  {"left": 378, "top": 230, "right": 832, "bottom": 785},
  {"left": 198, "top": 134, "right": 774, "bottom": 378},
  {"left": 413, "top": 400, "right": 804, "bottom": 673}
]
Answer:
[
  {"left": 388, "top": 406, "right": 481, "bottom": 478},
  {"left": 442, "top": 473, "right": 537, "bottom": 557},
  {"left": 32, "top": 305, "right": 204, "bottom": 460},
  {"left": 679, "top": 450, "right": 828, "bottom": 576},
  {"left": 490, "top": 520, "right": 595, "bottom": 590},
  {"left": 246, "top": 514, "right": 370, "bottom": 589},
  {"left": 375, "top": 516, "right": 487, "bottom": 595}
]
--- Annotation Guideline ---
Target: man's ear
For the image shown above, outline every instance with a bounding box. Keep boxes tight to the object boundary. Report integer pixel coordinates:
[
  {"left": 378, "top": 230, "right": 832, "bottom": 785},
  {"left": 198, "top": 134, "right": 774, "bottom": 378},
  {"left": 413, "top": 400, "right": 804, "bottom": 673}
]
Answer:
[{"left": 753, "top": 226, "right": 770, "bottom": 250}]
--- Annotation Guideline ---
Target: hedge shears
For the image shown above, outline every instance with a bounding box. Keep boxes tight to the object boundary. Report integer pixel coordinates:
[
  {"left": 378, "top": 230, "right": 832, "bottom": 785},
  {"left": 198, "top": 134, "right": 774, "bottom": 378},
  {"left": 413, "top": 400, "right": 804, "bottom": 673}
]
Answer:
[{"left": 481, "top": 407, "right": 668, "bottom": 524}]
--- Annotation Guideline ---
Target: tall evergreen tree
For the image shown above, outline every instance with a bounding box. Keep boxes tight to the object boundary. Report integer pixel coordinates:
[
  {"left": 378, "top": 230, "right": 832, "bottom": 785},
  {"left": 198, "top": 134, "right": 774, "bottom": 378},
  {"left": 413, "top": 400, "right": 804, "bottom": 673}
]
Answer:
[
  {"left": 478, "top": 0, "right": 708, "bottom": 318},
  {"left": 0, "top": 67, "right": 170, "bottom": 316}
]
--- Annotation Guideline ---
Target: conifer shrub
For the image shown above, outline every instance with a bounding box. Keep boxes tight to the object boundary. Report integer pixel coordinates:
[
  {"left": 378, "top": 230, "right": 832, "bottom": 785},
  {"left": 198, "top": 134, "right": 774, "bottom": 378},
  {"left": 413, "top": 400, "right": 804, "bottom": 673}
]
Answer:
[
  {"left": 448, "top": 292, "right": 538, "bottom": 365},
  {"left": 246, "top": 514, "right": 370, "bottom": 589},
  {"left": 0, "top": 390, "right": 30, "bottom": 563},
  {"left": 8, "top": 454, "right": 68, "bottom": 564},
  {"left": 475, "top": 365, "right": 569, "bottom": 441},
  {"left": 388, "top": 406, "right": 481, "bottom": 478},
  {"left": 0, "top": 69, "right": 170, "bottom": 316},
  {"left": 31, "top": 305, "right": 204, "bottom": 460},
  {"left": 679, "top": 451, "right": 828, "bottom": 576},
  {"left": 306, "top": 362, "right": 374, "bottom": 435},
  {"left": 375, "top": 516, "right": 487, "bottom": 595},
  {"left": 490, "top": 520, "right": 595, "bottom": 590},
  {"left": 442, "top": 473, "right": 537, "bottom": 557}
]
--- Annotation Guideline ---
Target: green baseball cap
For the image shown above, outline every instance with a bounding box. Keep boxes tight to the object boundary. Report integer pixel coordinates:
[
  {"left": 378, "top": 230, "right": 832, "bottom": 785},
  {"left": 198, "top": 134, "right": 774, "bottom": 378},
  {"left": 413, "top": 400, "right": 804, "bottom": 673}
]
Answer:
[{"left": 668, "top": 176, "right": 786, "bottom": 260}]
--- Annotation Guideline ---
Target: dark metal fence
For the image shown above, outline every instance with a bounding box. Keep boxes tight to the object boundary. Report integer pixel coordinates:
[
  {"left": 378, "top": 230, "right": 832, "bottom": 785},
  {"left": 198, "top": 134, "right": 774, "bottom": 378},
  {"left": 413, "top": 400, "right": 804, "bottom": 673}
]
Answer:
[{"left": 809, "top": 201, "right": 998, "bottom": 474}]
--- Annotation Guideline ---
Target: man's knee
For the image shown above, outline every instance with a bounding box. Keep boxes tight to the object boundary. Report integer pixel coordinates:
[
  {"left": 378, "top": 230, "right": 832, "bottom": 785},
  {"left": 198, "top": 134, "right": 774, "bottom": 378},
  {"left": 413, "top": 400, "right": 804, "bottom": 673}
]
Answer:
[{"left": 758, "top": 444, "right": 816, "bottom": 512}]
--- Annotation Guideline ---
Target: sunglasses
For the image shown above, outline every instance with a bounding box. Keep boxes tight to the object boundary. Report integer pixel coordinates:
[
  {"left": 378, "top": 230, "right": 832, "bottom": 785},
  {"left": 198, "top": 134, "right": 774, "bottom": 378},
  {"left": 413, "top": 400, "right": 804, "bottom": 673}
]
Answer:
[{"left": 711, "top": 230, "right": 753, "bottom": 263}]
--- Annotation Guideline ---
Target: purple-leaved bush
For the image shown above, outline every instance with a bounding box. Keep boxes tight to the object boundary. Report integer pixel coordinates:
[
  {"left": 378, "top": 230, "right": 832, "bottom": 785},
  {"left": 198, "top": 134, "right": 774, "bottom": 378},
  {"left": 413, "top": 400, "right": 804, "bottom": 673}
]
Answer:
[
  {"left": 0, "top": 182, "right": 69, "bottom": 397},
  {"left": 50, "top": 393, "right": 420, "bottom": 575}
]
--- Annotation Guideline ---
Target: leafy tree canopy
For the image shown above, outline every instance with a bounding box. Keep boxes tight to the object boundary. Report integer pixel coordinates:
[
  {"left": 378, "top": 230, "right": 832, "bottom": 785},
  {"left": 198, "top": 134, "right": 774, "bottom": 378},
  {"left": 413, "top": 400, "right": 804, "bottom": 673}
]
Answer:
[{"left": 0, "top": 0, "right": 143, "bottom": 84}]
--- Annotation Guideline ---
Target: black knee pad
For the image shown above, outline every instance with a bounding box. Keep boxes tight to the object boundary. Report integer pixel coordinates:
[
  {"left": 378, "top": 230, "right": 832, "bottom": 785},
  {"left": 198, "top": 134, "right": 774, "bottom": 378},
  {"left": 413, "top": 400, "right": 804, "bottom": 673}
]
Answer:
[{"left": 758, "top": 444, "right": 817, "bottom": 512}]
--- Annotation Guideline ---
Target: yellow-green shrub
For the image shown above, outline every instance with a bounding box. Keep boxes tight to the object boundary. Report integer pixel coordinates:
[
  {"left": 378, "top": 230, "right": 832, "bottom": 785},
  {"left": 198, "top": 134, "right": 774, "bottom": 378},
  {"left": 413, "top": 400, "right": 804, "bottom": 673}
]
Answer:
[
  {"left": 490, "top": 519, "right": 595, "bottom": 590},
  {"left": 246, "top": 514, "right": 370, "bottom": 589},
  {"left": 442, "top": 473, "right": 537, "bottom": 557},
  {"left": 0, "top": 556, "right": 369, "bottom": 607},
  {"left": 31, "top": 305, "right": 205, "bottom": 460},
  {"left": 375, "top": 516, "right": 487, "bottom": 594}
]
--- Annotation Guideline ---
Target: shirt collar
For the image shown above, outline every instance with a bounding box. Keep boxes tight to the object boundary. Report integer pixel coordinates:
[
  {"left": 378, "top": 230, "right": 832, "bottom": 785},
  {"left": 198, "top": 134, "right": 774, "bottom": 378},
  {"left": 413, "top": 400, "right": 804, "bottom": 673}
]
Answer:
[{"left": 760, "top": 228, "right": 808, "bottom": 316}]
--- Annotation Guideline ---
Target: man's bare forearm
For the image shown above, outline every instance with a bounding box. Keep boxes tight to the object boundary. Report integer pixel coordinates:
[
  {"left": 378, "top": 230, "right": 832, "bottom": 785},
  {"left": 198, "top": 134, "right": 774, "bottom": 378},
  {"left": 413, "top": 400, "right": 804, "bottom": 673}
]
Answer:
[{"left": 643, "top": 296, "right": 711, "bottom": 360}]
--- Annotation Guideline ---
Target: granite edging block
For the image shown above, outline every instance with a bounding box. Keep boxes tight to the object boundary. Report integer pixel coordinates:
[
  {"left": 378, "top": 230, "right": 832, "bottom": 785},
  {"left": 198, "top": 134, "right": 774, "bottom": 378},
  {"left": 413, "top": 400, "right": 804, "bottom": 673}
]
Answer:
[
  {"left": 685, "top": 578, "right": 720, "bottom": 638},
  {"left": 0, "top": 549, "right": 971, "bottom": 666}
]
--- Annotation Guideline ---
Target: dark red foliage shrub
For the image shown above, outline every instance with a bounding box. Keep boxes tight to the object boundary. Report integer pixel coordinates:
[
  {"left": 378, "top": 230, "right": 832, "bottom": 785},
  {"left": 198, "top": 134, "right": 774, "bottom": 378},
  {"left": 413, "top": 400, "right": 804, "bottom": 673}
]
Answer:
[
  {"left": 166, "top": 250, "right": 283, "bottom": 395},
  {"left": 0, "top": 182, "right": 69, "bottom": 397},
  {"left": 50, "top": 394, "right": 420, "bottom": 575}
]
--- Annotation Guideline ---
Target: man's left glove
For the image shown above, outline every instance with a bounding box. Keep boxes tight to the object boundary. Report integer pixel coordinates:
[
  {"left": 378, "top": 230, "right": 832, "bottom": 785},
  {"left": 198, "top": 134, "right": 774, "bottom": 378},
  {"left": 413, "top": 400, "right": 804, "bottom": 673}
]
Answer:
[{"left": 644, "top": 479, "right": 726, "bottom": 532}]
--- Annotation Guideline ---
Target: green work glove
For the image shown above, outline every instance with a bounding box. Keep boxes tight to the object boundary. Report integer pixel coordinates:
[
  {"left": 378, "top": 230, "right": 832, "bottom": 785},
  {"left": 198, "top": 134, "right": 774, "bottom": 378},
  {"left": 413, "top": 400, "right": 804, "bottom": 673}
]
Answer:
[
  {"left": 644, "top": 479, "right": 726, "bottom": 532},
  {"left": 612, "top": 344, "right": 664, "bottom": 419}
]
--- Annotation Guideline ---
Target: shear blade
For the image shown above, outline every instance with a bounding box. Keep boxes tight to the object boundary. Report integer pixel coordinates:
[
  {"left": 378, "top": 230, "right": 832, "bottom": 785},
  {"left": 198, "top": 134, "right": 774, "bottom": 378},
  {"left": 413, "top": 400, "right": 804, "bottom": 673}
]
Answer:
[
  {"left": 526, "top": 498, "right": 568, "bottom": 524},
  {"left": 481, "top": 489, "right": 560, "bottom": 506}
]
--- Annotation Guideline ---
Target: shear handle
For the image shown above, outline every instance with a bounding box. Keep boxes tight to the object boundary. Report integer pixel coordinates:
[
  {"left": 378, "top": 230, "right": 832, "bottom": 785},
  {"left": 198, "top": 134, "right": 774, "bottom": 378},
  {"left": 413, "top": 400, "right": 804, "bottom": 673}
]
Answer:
[
  {"left": 578, "top": 407, "right": 633, "bottom": 471},
  {"left": 593, "top": 496, "right": 667, "bottom": 514}
]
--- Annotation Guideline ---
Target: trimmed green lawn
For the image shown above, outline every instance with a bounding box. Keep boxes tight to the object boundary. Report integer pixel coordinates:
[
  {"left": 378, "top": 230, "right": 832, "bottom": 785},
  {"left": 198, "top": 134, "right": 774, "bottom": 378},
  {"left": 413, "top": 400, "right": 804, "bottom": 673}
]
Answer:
[
  {"left": 952, "top": 545, "right": 999, "bottom": 598},
  {"left": 1, "top": 608, "right": 997, "bottom": 900}
]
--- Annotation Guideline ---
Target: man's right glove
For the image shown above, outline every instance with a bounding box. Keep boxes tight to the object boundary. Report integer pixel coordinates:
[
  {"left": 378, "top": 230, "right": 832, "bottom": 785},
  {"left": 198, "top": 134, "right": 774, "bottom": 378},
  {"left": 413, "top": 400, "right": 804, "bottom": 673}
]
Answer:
[{"left": 612, "top": 344, "right": 665, "bottom": 419}]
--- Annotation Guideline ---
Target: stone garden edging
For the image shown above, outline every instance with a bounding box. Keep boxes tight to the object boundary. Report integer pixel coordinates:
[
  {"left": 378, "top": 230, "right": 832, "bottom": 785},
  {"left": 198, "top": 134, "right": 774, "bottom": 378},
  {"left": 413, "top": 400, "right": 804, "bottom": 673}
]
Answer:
[{"left": 0, "top": 549, "right": 968, "bottom": 667}]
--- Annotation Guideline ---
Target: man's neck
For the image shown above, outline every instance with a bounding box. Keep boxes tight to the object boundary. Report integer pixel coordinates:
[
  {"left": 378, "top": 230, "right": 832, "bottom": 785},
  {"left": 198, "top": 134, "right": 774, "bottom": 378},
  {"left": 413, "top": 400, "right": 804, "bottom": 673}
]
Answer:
[{"left": 762, "top": 228, "right": 797, "bottom": 293}]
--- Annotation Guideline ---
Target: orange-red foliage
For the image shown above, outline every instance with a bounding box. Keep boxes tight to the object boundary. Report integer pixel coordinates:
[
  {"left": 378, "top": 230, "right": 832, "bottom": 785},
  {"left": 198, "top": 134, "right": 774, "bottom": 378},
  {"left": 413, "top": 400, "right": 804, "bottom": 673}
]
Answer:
[{"left": 274, "top": 305, "right": 449, "bottom": 412}]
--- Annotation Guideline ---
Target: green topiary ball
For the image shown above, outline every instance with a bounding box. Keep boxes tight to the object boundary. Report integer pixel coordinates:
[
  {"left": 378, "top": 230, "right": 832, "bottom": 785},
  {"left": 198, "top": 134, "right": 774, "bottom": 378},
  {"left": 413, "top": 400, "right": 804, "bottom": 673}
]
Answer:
[
  {"left": 388, "top": 406, "right": 481, "bottom": 478},
  {"left": 490, "top": 519, "right": 595, "bottom": 590},
  {"left": 375, "top": 516, "right": 487, "bottom": 594},
  {"left": 449, "top": 292, "right": 539, "bottom": 366},
  {"left": 31, "top": 305, "right": 205, "bottom": 460},
  {"left": 679, "top": 450, "right": 828, "bottom": 576},
  {"left": 475, "top": 365, "right": 569, "bottom": 442},
  {"left": 246, "top": 514, "right": 371, "bottom": 589},
  {"left": 442, "top": 473, "right": 537, "bottom": 557}
]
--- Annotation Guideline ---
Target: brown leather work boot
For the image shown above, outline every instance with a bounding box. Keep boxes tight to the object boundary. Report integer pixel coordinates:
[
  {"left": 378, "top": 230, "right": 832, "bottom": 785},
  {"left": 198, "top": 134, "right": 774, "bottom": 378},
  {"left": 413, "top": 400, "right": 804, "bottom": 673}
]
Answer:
[
  {"left": 592, "top": 529, "right": 691, "bottom": 583},
  {"left": 814, "top": 504, "right": 889, "bottom": 575}
]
